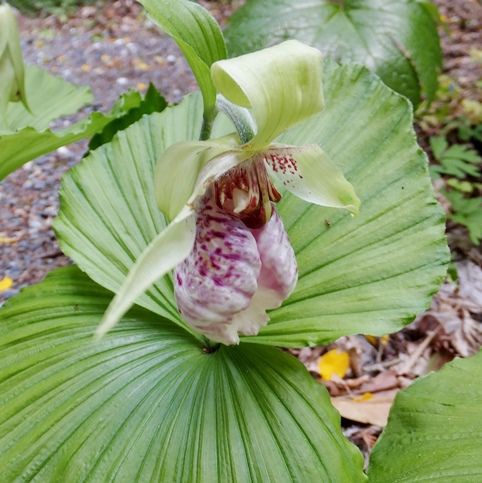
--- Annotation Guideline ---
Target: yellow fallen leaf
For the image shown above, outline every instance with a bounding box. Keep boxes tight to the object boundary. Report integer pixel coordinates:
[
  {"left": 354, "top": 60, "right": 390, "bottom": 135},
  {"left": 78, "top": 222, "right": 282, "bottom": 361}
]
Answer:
[
  {"left": 354, "top": 392, "right": 373, "bottom": 402},
  {"left": 0, "top": 276, "right": 13, "bottom": 293},
  {"left": 365, "top": 334, "right": 389, "bottom": 347},
  {"left": 0, "top": 236, "right": 17, "bottom": 244},
  {"left": 318, "top": 349, "right": 350, "bottom": 380},
  {"left": 101, "top": 54, "right": 113, "bottom": 65},
  {"left": 365, "top": 335, "right": 377, "bottom": 346},
  {"left": 133, "top": 58, "right": 150, "bottom": 71}
]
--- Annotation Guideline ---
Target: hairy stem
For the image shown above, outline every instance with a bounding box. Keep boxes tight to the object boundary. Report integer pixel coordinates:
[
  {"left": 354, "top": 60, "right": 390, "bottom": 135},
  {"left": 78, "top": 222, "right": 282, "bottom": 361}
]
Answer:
[
  {"left": 216, "top": 95, "right": 256, "bottom": 144},
  {"left": 199, "top": 111, "right": 215, "bottom": 141}
]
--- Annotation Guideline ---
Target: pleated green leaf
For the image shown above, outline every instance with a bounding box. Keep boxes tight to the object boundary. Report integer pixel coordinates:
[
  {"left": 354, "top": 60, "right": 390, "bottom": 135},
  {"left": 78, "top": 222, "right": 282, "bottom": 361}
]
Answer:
[
  {"left": 54, "top": 61, "right": 448, "bottom": 347},
  {"left": 140, "top": 0, "right": 227, "bottom": 117},
  {"left": 0, "top": 266, "right": 366, "bottom": 482},
  {"left": 0, "top": 66, "right": 159, "bottom": 181},
  {"left": 54, "top": 94, "right": 204, "bottom": 332},
  {"left": 252, "top": 61, "right": 448, "bottom": 346},
  {"left": 224, "top": 0, "right": 442, "bottom": 106},
  {"left": 368, "top": 351, "right": 482, "bottom": 482}
]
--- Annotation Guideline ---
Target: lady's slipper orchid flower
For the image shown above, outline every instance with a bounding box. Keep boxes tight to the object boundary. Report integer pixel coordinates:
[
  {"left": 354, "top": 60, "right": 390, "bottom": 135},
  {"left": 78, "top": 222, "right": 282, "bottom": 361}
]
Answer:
[{"left": 97, "top": 40, "right": 360, "bottom": 344}]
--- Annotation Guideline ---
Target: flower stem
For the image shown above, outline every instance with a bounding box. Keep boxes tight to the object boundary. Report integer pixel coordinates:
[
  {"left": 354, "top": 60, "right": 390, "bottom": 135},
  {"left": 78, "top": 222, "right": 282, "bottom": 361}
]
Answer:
[
  {"left": 216, "top": 95, "right": 256, "bottom": 144},
  {"left": 202, "top": 337, "right": 221, "bottom": 353},
  {"left": 199, "top": 112, "right": 215, "bottom": 141}
]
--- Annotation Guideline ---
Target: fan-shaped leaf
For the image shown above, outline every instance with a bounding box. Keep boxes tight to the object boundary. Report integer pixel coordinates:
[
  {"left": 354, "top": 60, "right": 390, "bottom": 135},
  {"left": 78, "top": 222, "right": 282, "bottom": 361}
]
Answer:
[
  {"left": 0, "top": 266, "right": 365, "bottom": 482},
  {"left": 368, "top": 351, "right": 482, "bottom": 482},
  {"left": 54, "top": 61, "right": 448, "bottom": 347},
  {"left": 54, "top": 94, "right": 204, "bottom": 332},
  {"left": 224, "top": 0, "right": 442, "bottom": 106}
]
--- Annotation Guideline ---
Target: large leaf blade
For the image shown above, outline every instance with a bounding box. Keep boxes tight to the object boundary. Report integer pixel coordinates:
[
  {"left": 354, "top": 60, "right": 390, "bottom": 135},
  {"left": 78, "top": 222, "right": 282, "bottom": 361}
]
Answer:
[
  {"left": 224, "top": 0, "right": 442, "bottom": 106},
  {"left": 252, "top": 61, "right": 448, "bottom": 346},
  {"left": 55, "top": 62, "right": 448, "bottom": 347},
  {"left": 0, "top": 266, "right": 365, "bottom": 482},
  {"left": 54, "top": 94, "right": 205, "bottom": 330},
  {"left": 368, "top": 351, "right": 482, "bottom": 482}
]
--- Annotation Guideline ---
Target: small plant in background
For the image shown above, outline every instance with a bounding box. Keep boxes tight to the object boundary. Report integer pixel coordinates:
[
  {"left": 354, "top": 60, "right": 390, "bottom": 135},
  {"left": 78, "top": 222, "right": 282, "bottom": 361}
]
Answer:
[
  {"left": 429, "top": 134, "right": 481, "bottom": 244},
  {"left": 430, "top": 135, "right": 480, "bottom": 179},
  {"left": 418, "top": 70, "right": 482, "bottom": 247},
  {"left": 0, "top": 3, "right": 29, "bottom": 117}
]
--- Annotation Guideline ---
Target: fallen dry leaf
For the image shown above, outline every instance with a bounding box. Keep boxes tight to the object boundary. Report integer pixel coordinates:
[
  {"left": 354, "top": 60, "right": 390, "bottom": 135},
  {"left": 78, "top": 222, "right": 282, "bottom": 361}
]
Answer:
[
  {"left": 357, "top": 370, "right": 400, "bottom": 393},
  {"left": 418, "top": 261, "right": 482, "bottom": 357},
  {"left": 331, "top": 389, "right": 398, "bottom": 427},
  {"left": 458, "top": 260, "right": 482, "bottom": 308}
]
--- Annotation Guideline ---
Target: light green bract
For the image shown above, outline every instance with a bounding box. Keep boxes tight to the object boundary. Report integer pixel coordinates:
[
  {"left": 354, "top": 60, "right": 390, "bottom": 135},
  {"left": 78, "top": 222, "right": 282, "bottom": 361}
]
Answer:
[
  {"left": 0, "top": 4, "right": 28, "bottom": 120},
  {"left": 96, "top": 40, "right": 360, "bottom": 339}
]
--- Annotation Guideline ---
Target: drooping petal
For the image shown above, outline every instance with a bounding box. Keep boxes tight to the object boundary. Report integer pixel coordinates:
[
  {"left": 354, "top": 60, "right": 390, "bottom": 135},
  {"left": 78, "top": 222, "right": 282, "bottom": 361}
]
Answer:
[
  {"left": 174, "top": 196, "right": 262, "bottom": 345},
  {"left": 211, "top": 40, "right": 324, "bottom": 149},
  {"left": 265, "top": 144, "right": 360, "bottom": 214},
  {"left": 155, "top": 135, "right": 243, "bottom": 221},
  {"left": 96, "top": 208, "right": 196, "bottom": 338}
]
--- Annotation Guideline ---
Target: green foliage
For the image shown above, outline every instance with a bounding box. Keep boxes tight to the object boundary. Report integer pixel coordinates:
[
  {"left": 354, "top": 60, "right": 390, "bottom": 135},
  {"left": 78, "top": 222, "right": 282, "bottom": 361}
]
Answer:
[
  {"left": 417, "top": 74, "right": 461, "bottom": 128},
  {"left": 418, "top": 71, "right": 482, "bottom": 245},
  {"left": 417, "top": 74, "right": 482, "bottom": 137},
  {"left": 139, "top": 0, "right": 227, "bottom": 126},
  {"left": 0, "top": 66, "right": 159, "bottom": 181},
  {"left": 0, "top": 65, "right": 91, "bottom": 180},
  {"left": 445, "top": 191, "right": 482, "bottom": 245},
  {"left": 429, "top": 135, "right": 481, "bottom": 178},
  {"left": 88, "top": 83, "right": 167, "bottom": 152},
  {"left": 456, "top": 118, "right": 482, "bottom": 143},
  {"left": 368, "top": 351, "right": 482, "bottom": 482},
  {"left": 0, "top": 266, "right": 366, "bottom": 481},
  {"left": 429, "top": 132, "right": 482, "bottom": 245},
  {"left": 224, "top": 0, "right": 442, "bottom": 107}
]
